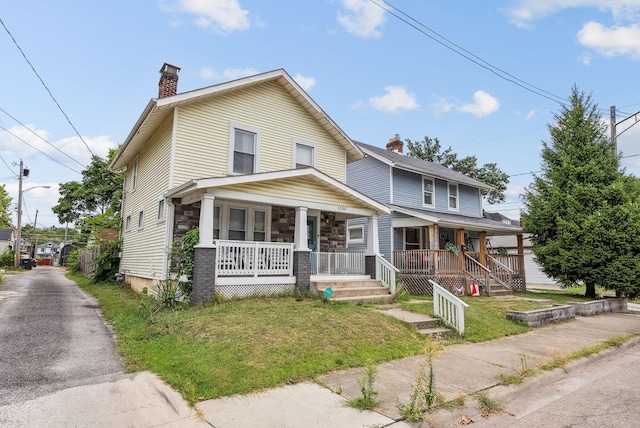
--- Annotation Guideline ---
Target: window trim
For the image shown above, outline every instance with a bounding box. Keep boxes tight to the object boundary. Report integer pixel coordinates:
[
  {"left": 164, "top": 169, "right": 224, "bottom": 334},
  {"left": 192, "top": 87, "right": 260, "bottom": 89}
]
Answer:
[
  {"left": 228, "top": 122, "right": 261, "bottom": 175},
  {"left": 124, "top": 214, "right": 132, "bottom": 232},
  {"left": 422, "top": 176, "right": 435, "bottom": 208},
  {"left": 347, "top": 225, "right": 364, "bottom": 244},
  {"left": 292, "top": 139, "right": 317, "bottom": 169},
  {"left": 137, "top": 209, "right": 144, "bottom": 230},
  {"left": 448, "top": 182, "right": 459, "bottom": 212},
  {"left": 213, "top": 201, "right": 271, "bottom": 241},
  {"left": 131, "top": 156, "right": 138, "bottom": 192},
  {"left": 156, "top": 198, "right": 166, "bottom": 223}
]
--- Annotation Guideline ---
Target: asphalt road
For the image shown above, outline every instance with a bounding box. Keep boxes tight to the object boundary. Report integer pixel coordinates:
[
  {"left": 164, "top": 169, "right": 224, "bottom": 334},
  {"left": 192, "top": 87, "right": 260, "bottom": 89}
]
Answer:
[{"left": 0, "top": 267, "right": 123, "bottom": 406}]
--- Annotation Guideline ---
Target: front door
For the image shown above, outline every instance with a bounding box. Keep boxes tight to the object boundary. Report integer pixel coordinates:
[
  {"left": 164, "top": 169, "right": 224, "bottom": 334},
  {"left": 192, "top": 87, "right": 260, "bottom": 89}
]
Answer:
[{"left": 307, "top": 217, "right": 317, "bottom": 251}]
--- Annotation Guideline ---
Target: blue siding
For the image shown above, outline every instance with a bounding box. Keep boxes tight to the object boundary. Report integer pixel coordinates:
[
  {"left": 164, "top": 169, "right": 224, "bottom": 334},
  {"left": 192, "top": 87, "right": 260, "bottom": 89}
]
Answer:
[
  {"left": 347, "top": 157, "right": 390, "bottom": 204},
  {"left": 393, "top": 169, "right": 482, "bottom": 217}
]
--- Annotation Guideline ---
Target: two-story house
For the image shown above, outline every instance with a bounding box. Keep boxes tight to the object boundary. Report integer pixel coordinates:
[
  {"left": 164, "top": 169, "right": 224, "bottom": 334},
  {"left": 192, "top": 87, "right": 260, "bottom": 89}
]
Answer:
[
  {"left": 110, "top": 64, "right": 393, "bottom": 304},
  {"left": 346, "top": 136, "right": 525, "bottom": 296}
]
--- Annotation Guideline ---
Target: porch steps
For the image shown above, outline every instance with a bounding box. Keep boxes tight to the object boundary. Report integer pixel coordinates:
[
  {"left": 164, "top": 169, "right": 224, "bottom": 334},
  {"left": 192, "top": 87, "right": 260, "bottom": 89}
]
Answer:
[
  {"left": 377, "top": 308, "right": 451, "bottom": 339},
  {"left": 310, "top": 279, "right": 393, "bottom": 304},
  {"left": 488, "top": 279, "right": 513, "bottom": 297}
]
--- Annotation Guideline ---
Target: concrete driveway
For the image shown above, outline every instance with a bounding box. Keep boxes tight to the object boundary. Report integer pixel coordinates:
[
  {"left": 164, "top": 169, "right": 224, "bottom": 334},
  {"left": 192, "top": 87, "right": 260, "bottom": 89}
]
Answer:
[{"left": 0, "top": 267, "right": 208, "bottom": 427}]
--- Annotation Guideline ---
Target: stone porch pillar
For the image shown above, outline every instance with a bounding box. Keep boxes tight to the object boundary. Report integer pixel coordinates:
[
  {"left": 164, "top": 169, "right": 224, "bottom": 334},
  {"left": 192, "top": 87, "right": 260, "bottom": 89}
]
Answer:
[{"left": 293, "top": 206, "right": 311, "bottom": 292}]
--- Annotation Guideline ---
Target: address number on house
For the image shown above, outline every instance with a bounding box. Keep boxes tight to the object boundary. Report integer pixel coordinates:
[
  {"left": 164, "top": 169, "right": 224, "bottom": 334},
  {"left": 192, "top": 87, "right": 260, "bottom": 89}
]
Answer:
[{"left": 335, "top": 206, "right": 347, "bottom": 211}]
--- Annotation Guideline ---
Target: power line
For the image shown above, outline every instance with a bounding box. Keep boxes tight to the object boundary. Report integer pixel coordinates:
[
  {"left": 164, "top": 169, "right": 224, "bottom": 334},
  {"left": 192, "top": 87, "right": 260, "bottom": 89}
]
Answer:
[
  {"left": 369, "top": 0, "right": 569, "bottom": 106},
  {"left": 0, "top": 107, "right": 87, "bottom": 168},
  {"left": 454, "top": 126, "right": 547, "bottom": 150},
  {"left": 0, "top": 17, "right": 96, "bottom": 158},
  {"left": 0, "top": 124, "right": 82, "bottom": 174}
]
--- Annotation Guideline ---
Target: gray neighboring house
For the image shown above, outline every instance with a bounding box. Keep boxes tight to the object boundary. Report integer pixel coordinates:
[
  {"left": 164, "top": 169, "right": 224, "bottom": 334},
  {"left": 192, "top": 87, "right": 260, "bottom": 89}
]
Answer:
[
  {"left": 0, "top": 228, "right": 14, "bottom": 253},
  {"left": 346, "top": 136, "right": 526, "bottom": 295}
]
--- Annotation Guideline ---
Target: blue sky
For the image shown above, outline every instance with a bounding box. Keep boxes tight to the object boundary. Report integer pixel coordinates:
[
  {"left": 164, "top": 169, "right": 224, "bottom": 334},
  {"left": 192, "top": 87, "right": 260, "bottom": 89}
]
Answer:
[{"left": 1, "top": 0, "right": 640, "bottom": 230}]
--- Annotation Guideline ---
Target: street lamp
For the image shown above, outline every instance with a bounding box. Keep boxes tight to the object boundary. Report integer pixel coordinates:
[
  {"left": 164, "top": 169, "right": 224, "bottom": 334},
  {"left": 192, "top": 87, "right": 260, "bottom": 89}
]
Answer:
[{"left": 14, "top": 160, "right": 51, "bottom": 269}]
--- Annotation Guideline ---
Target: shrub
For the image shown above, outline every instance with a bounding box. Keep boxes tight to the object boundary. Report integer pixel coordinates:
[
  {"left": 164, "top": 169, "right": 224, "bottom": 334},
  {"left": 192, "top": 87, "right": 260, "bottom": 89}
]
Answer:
[
  {"left": 66, "top": 249, "right": 81, "bottom": 273},
  {"left": 92, "top": 240, "right": 121, "bottom": 283},
  {"left": 0, "top": 250, "right": 14, "bottom": 267}
]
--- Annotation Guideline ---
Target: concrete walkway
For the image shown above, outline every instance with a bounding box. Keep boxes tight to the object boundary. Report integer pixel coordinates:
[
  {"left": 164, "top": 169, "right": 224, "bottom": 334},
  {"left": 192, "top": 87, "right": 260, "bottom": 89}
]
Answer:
[{"left": 197, "top": 312, "right": 640, "bottom": 427}]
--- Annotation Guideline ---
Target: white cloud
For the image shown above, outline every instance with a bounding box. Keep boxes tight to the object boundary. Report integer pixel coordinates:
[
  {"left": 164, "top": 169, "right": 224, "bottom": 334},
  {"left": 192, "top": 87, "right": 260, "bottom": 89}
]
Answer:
[
  {"left": 525, "top": 109, "right": 536, "bottom": 120},
  {"left": 578, "top": 52, "right": 592, "bottom": 65},
  {"left": 368, "top": 86, "right": 419, "bottom": 112},
  {"left": 577, "top": 22, "right": 640, "bottom": 59},
  {"left": 170, "top": 0, "right": 250, "bottom": 34},
  {"left": 0, "top": 125, "right": 117, "bottom": 169},
  {"left": 199, "top": 67, "right": 259, "bottom": 81},
  {"left": 293, "top": 74, "right": 317, "bottom": 91},
  {"left": 457, "top": 91, "right": 500, "bottom": 117},
  {"left": 337, "top": 0, "right": 386, "bottom": 39},
  {"left": 431, "top": 96, "right": 455, "bottom": 115},
  {"left": 506, "top": 0, "right": 640, "bottom": 28}
]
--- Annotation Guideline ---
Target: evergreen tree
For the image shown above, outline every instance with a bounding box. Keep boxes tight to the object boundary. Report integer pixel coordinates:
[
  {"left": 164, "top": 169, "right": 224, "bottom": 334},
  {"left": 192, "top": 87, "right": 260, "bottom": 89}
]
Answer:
[
  {"left": 0, "top": 184, "right": 13, "bottom": 228},
  {"left": 522, "top": 86, "right": 640, "bottom": 299}
]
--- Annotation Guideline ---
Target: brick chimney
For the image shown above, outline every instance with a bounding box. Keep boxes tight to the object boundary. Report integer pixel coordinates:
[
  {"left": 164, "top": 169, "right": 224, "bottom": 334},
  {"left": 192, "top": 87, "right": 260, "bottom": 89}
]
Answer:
[
  {"left": 158, "top": 63, "right": 181, "bottom": 98},
  {"left": 386, "top": 134, "right": 403, "bottom": 154}
]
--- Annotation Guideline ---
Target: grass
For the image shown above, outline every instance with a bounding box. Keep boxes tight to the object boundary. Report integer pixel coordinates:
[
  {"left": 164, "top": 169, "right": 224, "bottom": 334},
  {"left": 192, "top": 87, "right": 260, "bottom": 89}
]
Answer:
[
  {"left": 71, "top": 274, "right": 426, "bottom": 403},
  {"left": 73, "top": 272, "right": 634, "bottom": 405}
]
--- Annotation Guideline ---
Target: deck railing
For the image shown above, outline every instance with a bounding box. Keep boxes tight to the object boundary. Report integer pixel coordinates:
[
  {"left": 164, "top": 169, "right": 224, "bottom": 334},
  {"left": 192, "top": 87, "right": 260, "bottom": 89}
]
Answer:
[
  {"left": 310, "top": 251, "right": 366, "bottom": 275},
  {"left": 376, "top": 254, "right": 398, "bottom": 294},
  {"left": 215, "top": 240, "right": 294, "bottom": 277},
  {"left": 430, "top": 279, "right": 469, "bottom": 335}
]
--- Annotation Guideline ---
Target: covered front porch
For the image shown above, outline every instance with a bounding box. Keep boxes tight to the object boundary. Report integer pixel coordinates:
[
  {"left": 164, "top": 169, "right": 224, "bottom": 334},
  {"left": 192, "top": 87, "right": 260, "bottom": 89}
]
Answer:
[
  {"left": 389, "top": 207, "right": 525, "bottom": 296},
  {"left": 165, "top": 168, "right": 395, "bottom": 303}
]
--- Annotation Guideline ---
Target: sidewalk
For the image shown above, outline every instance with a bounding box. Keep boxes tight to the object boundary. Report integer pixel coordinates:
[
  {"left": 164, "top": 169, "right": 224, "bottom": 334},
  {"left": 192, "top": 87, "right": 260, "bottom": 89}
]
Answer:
[{"left": 196, "top": 311, "right": 640, "bottom": 427}]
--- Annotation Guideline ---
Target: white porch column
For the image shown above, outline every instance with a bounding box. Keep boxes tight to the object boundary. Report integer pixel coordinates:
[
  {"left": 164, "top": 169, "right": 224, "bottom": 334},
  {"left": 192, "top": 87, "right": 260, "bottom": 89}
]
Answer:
[
  {"left": 198, "top": 193, "right": 215, "bottom": 246},
  {"left": 366, "top": 215, "right": 379, "bottom": 255},
  {"left": 294, "top": 206, "right": 310, "bottom": 251}
]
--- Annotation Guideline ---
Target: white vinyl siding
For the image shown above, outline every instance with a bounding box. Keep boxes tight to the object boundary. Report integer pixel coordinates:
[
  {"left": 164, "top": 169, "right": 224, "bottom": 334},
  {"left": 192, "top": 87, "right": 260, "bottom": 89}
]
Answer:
[{"left": 172, "top": 81, "right": 348, "bottom": 186}]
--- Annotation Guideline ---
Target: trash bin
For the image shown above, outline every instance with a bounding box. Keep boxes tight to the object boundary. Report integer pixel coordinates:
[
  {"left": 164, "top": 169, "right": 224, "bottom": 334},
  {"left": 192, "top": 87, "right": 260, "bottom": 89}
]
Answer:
[{"left": 24, "top": 259, "right": 32, "bottom": 270}]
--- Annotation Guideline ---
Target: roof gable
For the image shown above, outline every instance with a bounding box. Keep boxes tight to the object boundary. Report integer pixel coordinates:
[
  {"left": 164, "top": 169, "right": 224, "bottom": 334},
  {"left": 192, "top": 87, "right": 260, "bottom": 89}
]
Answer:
[
  {"left": 355, "top": 141, "right": 491, "bottom": 190},
  {"left": 111, "top": 69, "right": 362, "bottom": 171}
]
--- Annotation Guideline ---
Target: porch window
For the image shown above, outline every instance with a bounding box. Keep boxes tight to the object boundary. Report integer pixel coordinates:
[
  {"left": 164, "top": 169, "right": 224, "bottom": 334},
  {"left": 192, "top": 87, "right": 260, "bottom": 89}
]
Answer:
[
  {"left": 405, "top": 227, "right": 421, "bottom": 250},
  {"left": 348, "top": 226, "right": 364, "bottom": 243},
  {"left": 228, "top": 208, "right": 246, "bottom": 240},
  {"left": 423, "top": 177, "right": 434, "bottom": 207},
  {"left": 293, "top": 140, "right": 316, "bottom": 168},
  {"left": 448, "top": 183, "right": 459, "bottom": 211},
  {"left": 254, "top": 210, "right": 267, "bottom": 241},
  {"left": 213, "top": 206, "right": 221, "bottom": 239}
]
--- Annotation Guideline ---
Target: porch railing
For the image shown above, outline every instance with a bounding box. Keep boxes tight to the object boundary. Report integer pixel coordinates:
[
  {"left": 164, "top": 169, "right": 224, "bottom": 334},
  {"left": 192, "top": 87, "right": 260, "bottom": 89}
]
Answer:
[
  {"left": 392, "top": 249, "right": 461, "bottom": 274},
  {"left": 376, "top": 254, "right": 398, "bottom": 294},
  {"left": 486, "top": 256, "right": 514, "bottom": 291},
  {"left": 310, "top": 251, "right": 366, "bottom": 275},
  {"left": 489, "top": 254, "right": 525, "bottom": 275},
  {"left": 215, "top": 240, "right": 294, "bottom": 277},
  {"left": 430, "top": 279, "right": 469, "bottom": 335},
  {"left": 463, "top": 254, "right": 492, "bottom": 293}
]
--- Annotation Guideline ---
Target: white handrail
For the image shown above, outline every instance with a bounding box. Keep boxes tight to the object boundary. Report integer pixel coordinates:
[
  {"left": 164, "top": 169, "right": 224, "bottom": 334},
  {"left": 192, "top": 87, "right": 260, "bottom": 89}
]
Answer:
[
  {"left": 376, "top": 253, "right": 398, "bottom": 294},
  {"left": 429, "top": 279, "right": 469, "bottom": 335}
]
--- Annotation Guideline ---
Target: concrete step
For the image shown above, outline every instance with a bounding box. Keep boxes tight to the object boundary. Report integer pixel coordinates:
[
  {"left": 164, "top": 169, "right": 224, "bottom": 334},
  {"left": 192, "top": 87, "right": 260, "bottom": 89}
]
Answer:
[
  {"left": 377, "top": 308, "right": 451, "bottom": 339},
  {"left": 331, "top": 295, "right": 394, "bottom": 304},
  {"left": 491, "top": 289, "right": 513, "bottom": 297},
  {"left": 311, "top": 279, "right": 381, "bottom": 290},
  {"left": 326, "top": 286, "right": 390, "bottom": 298}
]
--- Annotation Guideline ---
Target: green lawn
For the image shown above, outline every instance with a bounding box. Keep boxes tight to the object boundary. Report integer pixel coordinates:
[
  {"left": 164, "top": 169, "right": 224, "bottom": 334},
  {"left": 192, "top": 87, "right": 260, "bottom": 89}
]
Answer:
[{"left": 74, "top": 273, "right": 617, "bottom": 403}]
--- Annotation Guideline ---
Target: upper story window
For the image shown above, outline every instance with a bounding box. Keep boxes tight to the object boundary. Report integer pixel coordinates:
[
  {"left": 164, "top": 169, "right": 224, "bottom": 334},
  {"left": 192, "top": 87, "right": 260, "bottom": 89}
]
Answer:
[
  {"left": 448, "top": 183, "right": 459, "bottom": 211},
  {"left": 131, "top": 157, "right": 138, "bottom": 192},
  {"left": 229, "top": 123, "right": 260, "bottom": 175},
  {"left": 422, "top": 177, "right": 435, "bottom": 208},
  {"left": 157, "top": 198, "right": 165, "bottom": 222},
  {"left": 125, "top": 214, "right": 132, "bottom": 232},
  {"left": 137, "top": 209, "right": 144, "bottom": 230},
  {"left": 293, "top": 140, "right": 317, "bottom": 169}
]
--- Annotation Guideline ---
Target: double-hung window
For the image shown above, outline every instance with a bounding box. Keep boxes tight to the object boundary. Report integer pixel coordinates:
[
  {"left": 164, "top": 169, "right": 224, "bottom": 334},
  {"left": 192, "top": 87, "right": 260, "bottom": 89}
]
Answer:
[
  {"left": 229, "top": 123, "right": 260, "bottom": 175},
  {"left": 423, "top": 177, "right": 435, "bottom": 208},
  {"left": 293, "top": 140, "right": 317, "bottom": 169},
  {"left": 448, "top": 183, "right": 459, "bottom": 211},
  {"left": 131, "top": 157, "right": 138, "bottom": 192},
  {"left": 228, "top": 208, "right": 247, "bottom": 240}
]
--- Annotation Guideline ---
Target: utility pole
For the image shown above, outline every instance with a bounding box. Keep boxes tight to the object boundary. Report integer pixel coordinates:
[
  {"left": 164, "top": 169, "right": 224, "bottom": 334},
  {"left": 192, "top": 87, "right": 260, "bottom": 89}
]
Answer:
[
  {"left": 610, "top": 106, "right": 617, "bottom": 155},
  {"left": 32, "top": 209, "right": 38, "bottom": 258},
  {"left": 14, "top": 160, "right": 23, "bottom": 269}
]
